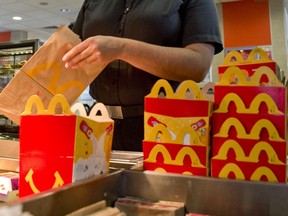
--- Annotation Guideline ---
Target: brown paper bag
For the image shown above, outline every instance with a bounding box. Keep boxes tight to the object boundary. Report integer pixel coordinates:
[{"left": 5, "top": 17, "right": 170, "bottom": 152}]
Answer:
[{"left": 0, "top": 25, "right": 107, "bottom": 125}]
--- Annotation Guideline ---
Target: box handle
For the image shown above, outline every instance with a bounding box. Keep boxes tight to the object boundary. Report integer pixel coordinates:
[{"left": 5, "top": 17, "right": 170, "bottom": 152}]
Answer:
[
  {"left": 247, "top": 47, "right": 272, "bottom": 63},
  {"left": 175, "top": 80, "right": 204, "bottom": 100},
  {"left": 147, "top": 79, "right": 175, "bottom": 98},
  {"left": 223, "top": 50, "right": 245, "bottom": 65},
  {"left": 22, "top": 94, "right": 72, "bottom": 115}
]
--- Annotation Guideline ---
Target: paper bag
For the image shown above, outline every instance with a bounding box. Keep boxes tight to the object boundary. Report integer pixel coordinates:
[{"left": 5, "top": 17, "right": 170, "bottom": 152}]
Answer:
[
  {"left": 19, "top": 94, "right": 114, "bottom": 198},
  {"left": 0, "top": 25, "right": 107, "bottom": 125}
]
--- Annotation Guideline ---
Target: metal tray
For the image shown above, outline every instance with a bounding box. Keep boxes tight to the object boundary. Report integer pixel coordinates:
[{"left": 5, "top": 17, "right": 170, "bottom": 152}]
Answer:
[{"left": 1, "top": 170, "right": 287, "bottom": 216}]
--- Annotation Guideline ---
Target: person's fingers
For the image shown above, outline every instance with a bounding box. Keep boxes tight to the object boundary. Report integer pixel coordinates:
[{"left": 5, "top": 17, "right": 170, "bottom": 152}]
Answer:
[
  {"left": 69, "top": 54, "right": 98, "bottom": 69},
  {"left": 64, "top": 45, "right": 93, "bottom": 68},
  {"left": 63, "top": 42, "right": 89, "bottom": 62},
  {"left": 82, "top": 53, "right": 98, "bottom": 64}
]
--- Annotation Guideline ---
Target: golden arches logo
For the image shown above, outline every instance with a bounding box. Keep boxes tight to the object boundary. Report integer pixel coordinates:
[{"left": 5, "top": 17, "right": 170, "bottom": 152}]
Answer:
[
  {"left": 247, "top": 48, "right": 272, "bottom": 63},
  {"left": 213, "top": 139, "right": 284, "bottom": 165},
  {"left": 218, "top": 163, "right": 279, "bottom": 182},
  {"left": 214, "top": 93, "right": 282, "bottom": 114},
  {"left": 218, "top": 67, "right": 248, "bottom": 86},
  {"left": 154, "top": 167, "right": 167, "bottom": 173},
  {"left": 175, "top": 80, "right": 204, "bottom": 100},
  {"left": 146, "top": 79, "right": 174, "bottom": 98},
  {"left": 22, "top": 94, "right": 72, "bottom": 115},
  {"left": 26, "top": 62, "right": 86, "bottom": 95},
  {"left": 147, "top": 79, "right": 206, "bottom": 100},
  {"left": 153, "top": 167, "right": 193, "bottom": 175},
  {"left": 175, "top": 126, "right": 203, "bottom": 145},
  {"left": 223, "top": 50, "right": 245, "bottom": 65},
  {"left": 148, "top": 124, "right": 172, "bottom": 143},
  {"left": 218, "top": 66, "right": 282, "bottom": 86},
  {"left": 145, "top": 144, "right": 205, "bottom": 168},
  {"left": 219, "top": 163, "right": 245, "bottom": 180},
  {"left": 250, "top": 66, "right": 281, "bottom": 86},
  {"left": 25, "top": 169, "right": 64, "bottom": 194},
  {"left": 215, "top": 118, "right": 284, "bottom": 141},
  {"left": 250, "top": 167, "right": 278, "bottom": 182}
]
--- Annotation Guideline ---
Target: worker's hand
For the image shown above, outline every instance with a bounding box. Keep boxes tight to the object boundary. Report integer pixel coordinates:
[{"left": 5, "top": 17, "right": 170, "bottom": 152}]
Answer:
[{"left": 62, "top": 36, "right": 122, "bottom": 69}]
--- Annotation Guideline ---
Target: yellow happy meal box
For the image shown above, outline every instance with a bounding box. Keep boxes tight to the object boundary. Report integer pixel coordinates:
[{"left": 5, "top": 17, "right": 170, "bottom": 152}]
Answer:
[{"left": 19, "top": 94, "right": 114, "bottom": 198}]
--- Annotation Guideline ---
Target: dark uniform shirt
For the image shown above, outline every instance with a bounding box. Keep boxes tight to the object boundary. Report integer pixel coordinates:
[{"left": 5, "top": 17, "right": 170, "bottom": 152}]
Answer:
[
  {"left": 73, "top": 0, "right": 223, "bottom": 106},
  {"left": 73, "top": 0, "right": 223, "bottom": 151}
]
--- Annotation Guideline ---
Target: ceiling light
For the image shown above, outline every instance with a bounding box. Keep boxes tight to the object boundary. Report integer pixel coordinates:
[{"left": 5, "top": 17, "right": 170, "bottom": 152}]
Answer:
[
  {"left": 60, "top": 8, "right": 70, "bottom": 13},
  {"left": 13, "top": 16, "right": 22, "bottom": 21},
  {"left": 39, "top": 2, "right": 48, "bottom": 6}
]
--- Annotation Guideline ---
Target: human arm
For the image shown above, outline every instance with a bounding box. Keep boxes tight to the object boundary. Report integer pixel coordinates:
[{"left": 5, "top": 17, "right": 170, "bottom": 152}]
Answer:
[{"left": 62, "top": 36, "right": 215, "bottom": 82}]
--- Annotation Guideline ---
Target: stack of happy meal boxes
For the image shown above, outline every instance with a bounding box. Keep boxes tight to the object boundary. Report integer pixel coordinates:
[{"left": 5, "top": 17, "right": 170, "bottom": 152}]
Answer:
[
  {"left": 211, "top": 66, "right": 287, "bottom": 183},
  {"left": 142, "top": 79, "right": 213, "bottom": 176},
  {"left": 19, "top": 94, "right": 114, "bottom": 198}
]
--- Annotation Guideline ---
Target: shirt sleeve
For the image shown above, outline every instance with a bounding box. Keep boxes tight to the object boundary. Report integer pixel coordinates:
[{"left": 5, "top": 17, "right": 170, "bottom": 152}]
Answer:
[
  {"left": 72, "top": 0, "right": 91, "bottom": 40},
  {"left": 181, "top": 0, "right": 223, "bottom": 54}
]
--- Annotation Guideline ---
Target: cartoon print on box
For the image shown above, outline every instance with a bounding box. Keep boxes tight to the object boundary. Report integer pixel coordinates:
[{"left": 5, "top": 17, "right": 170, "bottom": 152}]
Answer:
[
  {"left": 72, "top": 103, "right": 114, "bottom": 182},
  {"left": 144, "top": 79, "right": 213, "bottom": 146}
]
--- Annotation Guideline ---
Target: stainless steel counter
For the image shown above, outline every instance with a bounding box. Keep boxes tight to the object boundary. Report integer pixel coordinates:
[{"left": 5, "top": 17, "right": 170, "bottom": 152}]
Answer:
[{"left": 0, "top": 169, "right": 286, "bottom": 216}]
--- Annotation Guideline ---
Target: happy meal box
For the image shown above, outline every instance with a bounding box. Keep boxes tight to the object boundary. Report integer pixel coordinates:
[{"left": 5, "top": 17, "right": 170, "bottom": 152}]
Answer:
[
  {"left": 143, "top": 79, "right": 213, "bottom": 176},
  {"left": 218, "top": 47, "right": 277, "bottom": 83},
  {"left": 144, "top": 79, "right": 213, "bottom": 146},
  {"left": 211, "top": 66, "right": 287, "bottom": 183},
  {"left": 19, "top": 94, "right": 114, "bottom": 197},
  {"left": 143, "top": 124, "right": 209, "bottom": 176}
]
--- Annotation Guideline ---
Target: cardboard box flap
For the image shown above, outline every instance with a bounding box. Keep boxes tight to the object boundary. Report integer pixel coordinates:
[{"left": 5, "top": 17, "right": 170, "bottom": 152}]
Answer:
[
  {"left": 71, "top": 102, "right": 113, "bottom": 124},
  {"left": 220, "top": 48, "right": 273, "bottom": 67},
  {"left": 21, "top": 94, "right": 72, "bottom": 116},
  {"left": 218, "top": 66, "right": 282, "bottom": 86},
  {"left": 146, "top": 79, "right": 208, "bottom": 100}
]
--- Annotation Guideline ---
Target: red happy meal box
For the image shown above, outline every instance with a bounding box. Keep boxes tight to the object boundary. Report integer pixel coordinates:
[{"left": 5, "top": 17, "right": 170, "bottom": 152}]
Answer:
[
  {"left": 218, "top": 47, "right": 276, "bottom": 82},
  {"left": 19, "top": 94, "right": 114, "bottom": 198},
  {"left": 143, "top": 124, "right": 209, "bottom": 176},
  {"left": 211, "top": 66, "right": 287, "bottom": 183},
  {"left": 211, "top": 119, "right": 287, "bottom": 182}
]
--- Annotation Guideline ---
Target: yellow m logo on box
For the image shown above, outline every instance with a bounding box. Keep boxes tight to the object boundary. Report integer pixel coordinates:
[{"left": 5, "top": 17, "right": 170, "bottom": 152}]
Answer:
[{"left": 25, "top": 169, "right": 64, "bottom": 194}]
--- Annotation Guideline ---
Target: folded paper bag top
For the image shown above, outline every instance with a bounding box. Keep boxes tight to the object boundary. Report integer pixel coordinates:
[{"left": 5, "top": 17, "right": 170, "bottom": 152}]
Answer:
[{"left": 0, "top": 25, "right": 107, "bottom": 125}]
